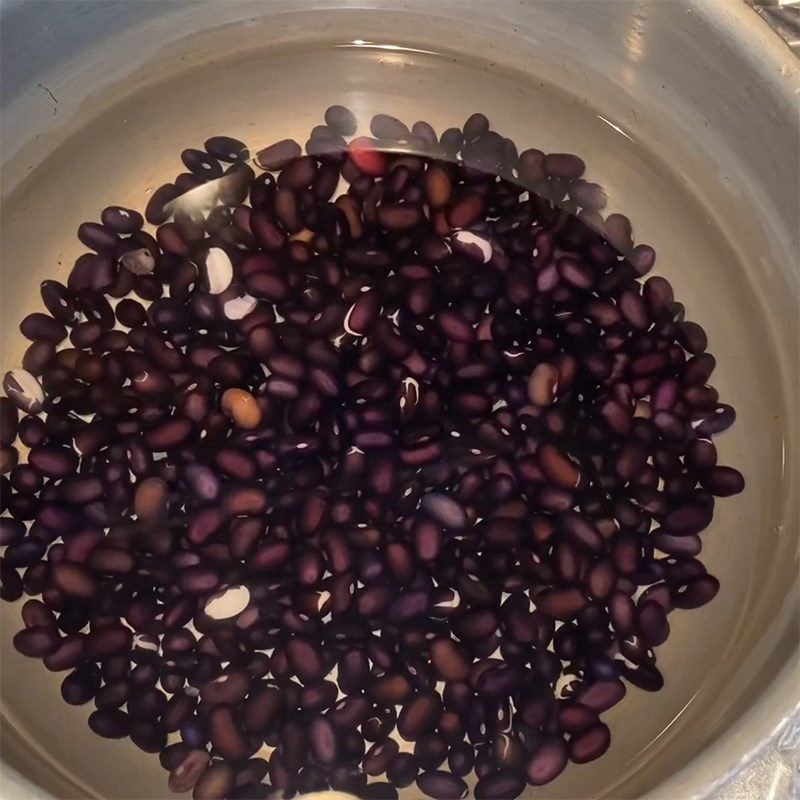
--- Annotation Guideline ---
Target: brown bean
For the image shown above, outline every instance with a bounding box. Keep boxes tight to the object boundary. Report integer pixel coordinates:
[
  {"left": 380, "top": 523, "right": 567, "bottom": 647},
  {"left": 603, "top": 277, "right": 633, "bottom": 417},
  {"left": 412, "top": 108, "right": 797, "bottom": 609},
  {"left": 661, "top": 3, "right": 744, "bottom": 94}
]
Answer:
[
  {"left": 134, "top": 477, "right": 168, "bottom": 521},
  {"left": 528, "top": 362, "right": 559, "bottom": 406},
  {"left": 221, "top": 388, "right": 262, "bottom": 429},
  {"left": 430, "top": 637, "right": 471, "bottom": 682},
  {"left": 536, "top": 587, "right": 587, "bottom": 620},
  {"left": 425, "top": 165, "right": 452, "bottom": 208},
  {"left": 537, "top": 443, "right": 581, "bottom": 488}
]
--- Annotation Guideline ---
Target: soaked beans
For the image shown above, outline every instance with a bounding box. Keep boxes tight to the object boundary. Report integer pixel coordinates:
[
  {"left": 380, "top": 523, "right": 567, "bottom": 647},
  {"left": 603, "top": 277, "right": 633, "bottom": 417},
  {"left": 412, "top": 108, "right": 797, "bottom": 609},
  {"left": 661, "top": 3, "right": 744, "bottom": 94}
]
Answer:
[{"left": 0, "top": 105, "right": 743, "bottom": 800}]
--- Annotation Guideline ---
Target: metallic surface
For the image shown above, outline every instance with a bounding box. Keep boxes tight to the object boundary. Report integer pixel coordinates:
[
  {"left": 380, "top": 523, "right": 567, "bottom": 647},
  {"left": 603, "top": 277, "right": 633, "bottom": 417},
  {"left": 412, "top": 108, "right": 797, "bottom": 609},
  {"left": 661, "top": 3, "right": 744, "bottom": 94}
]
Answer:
[{"left": 0, "top": 2, "right": 798, "bottom": 798}]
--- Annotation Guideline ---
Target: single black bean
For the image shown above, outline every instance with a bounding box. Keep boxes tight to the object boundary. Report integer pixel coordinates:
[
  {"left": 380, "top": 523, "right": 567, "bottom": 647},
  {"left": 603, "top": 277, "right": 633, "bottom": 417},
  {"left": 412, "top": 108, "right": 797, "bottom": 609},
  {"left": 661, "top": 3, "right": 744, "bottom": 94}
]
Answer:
[
  {"left": 671, "top": 574, "right": 720, "bottom": 609},
  {"left": 205, "top": 135, "right": 249, "bottom": 162},
  {"left": 474, "top": 769, "right": 526, "bottom": 800},
  {"left": 88, "top": 708, "right": 130, "bottom": 739},
  {"left": 169, "top": 750, "right": 211, "bottom": 794},
  {"left": 193, "top": 760, "right": 234, "bottom": 800},
  {"left": 101, "top": 205, "right": 143, "bottom": 233},
  {"left": 417, "top": 771, "right": 468, "bottom": 800},
  {"left": 397, "top": 692, "right": 442, "bottom": 741},
  {"left": 363, "top": 738, "right": 398, "bottom": 776},
  {"left": 255, "top": 139, "right": 302, "bottom": 171},
  {"left": 77, "top": 221, "right": 119, "bottom": 253},
  {"left": 61, "top": 665, "right": 102, "bottom": 705},
  {"left": 13, "top": 625, "right": 61, "bottom": 657},
  {"left": 324, "top": 105, "right": 358, "bottom": 135}
]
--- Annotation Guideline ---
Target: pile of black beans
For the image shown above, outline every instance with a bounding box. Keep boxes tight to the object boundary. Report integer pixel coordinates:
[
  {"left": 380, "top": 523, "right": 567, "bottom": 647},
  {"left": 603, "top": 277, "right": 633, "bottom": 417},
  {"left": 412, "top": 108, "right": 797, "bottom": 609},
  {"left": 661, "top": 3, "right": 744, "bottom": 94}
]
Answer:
[{"left": 0, "top": 107, "right": 744, "bottom": 800}]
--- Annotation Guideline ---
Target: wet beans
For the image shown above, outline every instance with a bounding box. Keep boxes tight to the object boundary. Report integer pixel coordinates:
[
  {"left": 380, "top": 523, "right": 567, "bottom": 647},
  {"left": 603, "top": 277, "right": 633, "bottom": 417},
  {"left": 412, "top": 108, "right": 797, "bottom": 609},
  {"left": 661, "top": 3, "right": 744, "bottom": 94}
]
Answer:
[{"left": 0, "top": 106, "right": 742, "bottom": 800}]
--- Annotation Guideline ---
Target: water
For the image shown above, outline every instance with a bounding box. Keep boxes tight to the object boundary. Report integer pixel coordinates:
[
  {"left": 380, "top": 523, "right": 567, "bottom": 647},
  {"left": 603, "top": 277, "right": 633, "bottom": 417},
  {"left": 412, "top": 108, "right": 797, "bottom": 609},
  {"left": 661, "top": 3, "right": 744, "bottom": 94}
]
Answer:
[{"left": 0, "top": 39, "right": 788, "bottom": 800}]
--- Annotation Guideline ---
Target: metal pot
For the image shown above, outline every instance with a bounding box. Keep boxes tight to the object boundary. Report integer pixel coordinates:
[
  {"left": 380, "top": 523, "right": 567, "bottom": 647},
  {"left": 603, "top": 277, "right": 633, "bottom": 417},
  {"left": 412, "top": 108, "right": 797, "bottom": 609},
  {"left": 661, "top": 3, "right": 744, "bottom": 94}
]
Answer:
[{"left": 1, "top": 2, "right": 797, "bottom": 798}]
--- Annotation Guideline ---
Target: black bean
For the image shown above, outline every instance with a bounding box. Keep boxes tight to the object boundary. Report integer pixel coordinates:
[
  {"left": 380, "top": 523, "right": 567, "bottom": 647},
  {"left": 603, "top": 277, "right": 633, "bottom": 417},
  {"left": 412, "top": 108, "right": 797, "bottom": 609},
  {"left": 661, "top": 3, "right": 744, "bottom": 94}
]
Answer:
[
  {"left": 242, "top": 685, "right": 282, "bottom": 734},
  {"left": 637, "top": 601, "right": 670, "bottom": 647},
  {"left": 457, "top": 114, "right": 488, "bottom": 145},
  {"left": 363, "top": 738, "right": 398, "bottom": 776},
  {"left": 4, "top": 539, "right": 46, "bottom": 568},
  {"left": 0, "top": 444, "right": 17, "bottom": 473},
  {"left": 663, "top": 501, "right": 713, "bottom": 535},
  {"left": 700, "top": 466, "right": 744, "bottom": 496},
  {"left": 522, "top": 737, "right": 567, "bottom": 785},
  {"left": 169, "top": 750, "right": 211, "bottom": 794},
  {"left": 0, "top": 518, "right": 26, "bottom": 547},
  {"left": 397, "top": 692, "right": 442, "bottom": 741},
  {"left": 130, "top": 718, "right": 167, "bottom": 753},
  {"left": 180, "top": 148, "right": 223, "bottom": 179},
  {"left": 694, "top": 404, "right": 735, "bottom": 436},
  {"left": 209, "top": 707, "right": 247, "bottom": 760},
  {"left": 536, "top": 587, "right": 587, "bottom": 620},
  {"left": 38, "top": 281, "right": 76, "bottom": 326},
  {"left": 101, "top": 205, "right": 143, "bottom": 233},
  {"left": 13, "top": 625, "right": 61, "bottom": 657},
  {"left": 568, "top": 722, "right": 611, "bottom": 764},
  {"left": 255, "top": 139, "right": 302, "bottom": 171},
  {"left": 86, "top": 625, "right": 132, "bottom": 659},
  {"left": 61, "top": 665, "right": 101, "bottom": 705},
  {"left": 77, "top": 221, "right": 118, "bottom": 253},
  {"left": 193, "top": 761, "right": 234, "bottom": 800},
  {"left": 21, "top": 340, "right": 55, "bottom": 377},
  {"left": 652, "top": 531, "right": 701, "bottom": 557},
  {"left": 671, "top": 574, "right": 719, "bottom": 609},
  {"left": 544, "top": 152, "right": 585, "bottom": 180},
  {"left": 324, "top": 105, "right": 358, "bottom": 136},
  {"left": 474, "top": 769, "right": 526, "bottom": 800},
  {"left": 88, "top": 708, "right": 130, "bottom": 739},
  {"left": 205, "top": 135, "right": 249, "bottom": 162},
  {"left": 200, "top": 668, "right": 250, "bottom": 705},
  {"left": 417, "top": 771, "right": 467, "bottom": 800},
  {"left": 415, "top": 733, "right": 449, "bottom": 769},
  {"left": 144, "top": 183, "right": 179, "bottom": 225},
  {"left": 361, "top": 782, "right": 399, "bottom": 800},
  {"left": 27, "top": 447, "right": 75, "bottom": 480},
  {"left": 420, "top": 492, "right": 467, "bottom": 530}
]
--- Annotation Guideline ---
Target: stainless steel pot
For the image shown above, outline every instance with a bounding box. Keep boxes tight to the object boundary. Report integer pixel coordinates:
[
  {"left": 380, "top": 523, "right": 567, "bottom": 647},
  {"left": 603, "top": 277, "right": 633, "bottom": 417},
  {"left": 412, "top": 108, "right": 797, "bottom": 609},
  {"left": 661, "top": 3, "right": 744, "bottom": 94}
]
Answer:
[{"left": 1, "top": 2, "right": 797, "bottom": 798}]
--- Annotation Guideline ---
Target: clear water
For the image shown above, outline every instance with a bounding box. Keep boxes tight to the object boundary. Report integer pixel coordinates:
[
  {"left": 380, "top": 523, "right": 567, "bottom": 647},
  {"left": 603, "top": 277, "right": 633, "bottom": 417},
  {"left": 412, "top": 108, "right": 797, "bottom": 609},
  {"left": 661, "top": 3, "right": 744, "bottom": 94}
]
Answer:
[{"left": 0, "top": 39, "right": 788, "bottom": 800}]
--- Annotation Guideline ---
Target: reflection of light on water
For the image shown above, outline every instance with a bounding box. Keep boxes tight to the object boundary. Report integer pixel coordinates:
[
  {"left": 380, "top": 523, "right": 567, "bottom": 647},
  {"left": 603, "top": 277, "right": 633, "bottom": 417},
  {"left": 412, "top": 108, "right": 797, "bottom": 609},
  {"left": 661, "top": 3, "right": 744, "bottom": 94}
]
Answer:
[
  {"left": 624, "top": 688, "right": 702, "bottom": 765},
  {"left": 337, "top": 39, "right": 440, "bottom": 56},
  {"left": 597, "top": 114, "right": 636, "bottom": 143}
]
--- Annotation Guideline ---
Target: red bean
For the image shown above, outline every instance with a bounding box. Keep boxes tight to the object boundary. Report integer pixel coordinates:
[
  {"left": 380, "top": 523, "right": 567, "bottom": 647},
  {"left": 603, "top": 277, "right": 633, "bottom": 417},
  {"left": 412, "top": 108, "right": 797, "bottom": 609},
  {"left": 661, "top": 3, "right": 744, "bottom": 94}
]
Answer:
[{"left": 348, "top": 137, "right": 388, "bottom": 177}]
